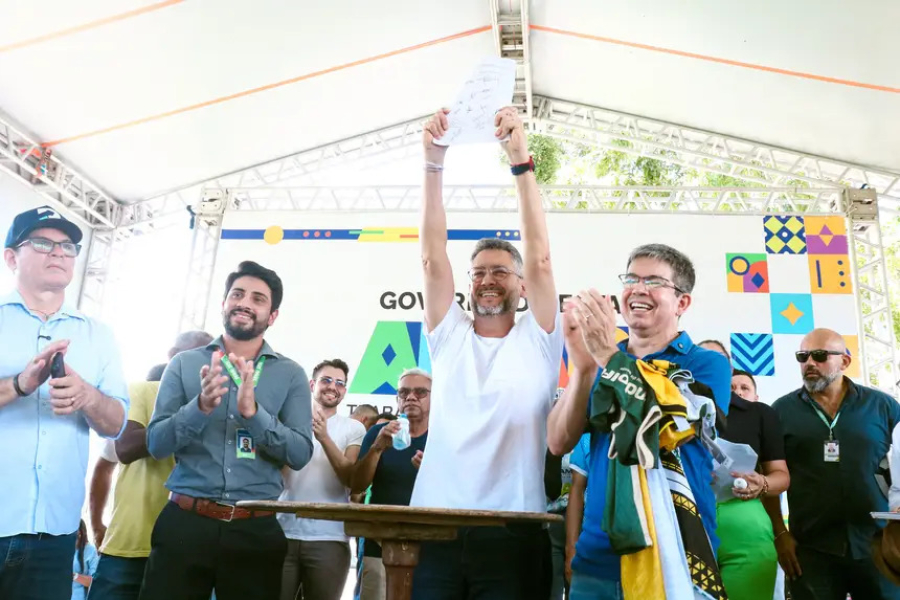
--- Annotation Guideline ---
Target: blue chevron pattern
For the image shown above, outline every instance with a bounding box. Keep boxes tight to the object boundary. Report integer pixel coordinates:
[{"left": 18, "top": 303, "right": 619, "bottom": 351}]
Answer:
[{"left": 730, "top": 333, "right": 775, "bottom": 376}]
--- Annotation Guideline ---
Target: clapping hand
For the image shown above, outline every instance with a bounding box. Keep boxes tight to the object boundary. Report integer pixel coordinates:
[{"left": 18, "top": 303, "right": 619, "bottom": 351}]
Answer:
[
  {"left": 566, "top": 290, "right": 620, "bottom": 368},
  {"left": 198, "top": 352, "right": 229, "bottom": 414}
]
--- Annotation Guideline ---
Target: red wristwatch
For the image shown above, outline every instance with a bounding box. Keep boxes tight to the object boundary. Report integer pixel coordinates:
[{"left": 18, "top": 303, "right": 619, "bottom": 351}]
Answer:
[{"left": 511, "top": 156, "right": 535, "bottom": 176}]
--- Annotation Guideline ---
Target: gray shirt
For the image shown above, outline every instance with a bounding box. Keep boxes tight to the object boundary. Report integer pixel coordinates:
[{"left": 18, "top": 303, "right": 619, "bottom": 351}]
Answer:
[{"left": 147, "top": 336, "right": 313, "bottom": 503}]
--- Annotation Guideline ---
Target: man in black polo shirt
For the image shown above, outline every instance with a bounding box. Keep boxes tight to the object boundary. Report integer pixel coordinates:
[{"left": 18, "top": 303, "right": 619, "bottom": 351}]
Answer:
[
  {"left": 766, "top": 327, "right": 900, "bottom": 600},
  {"left": 350, "top": 368, "right": 430, "bottom": 600}
]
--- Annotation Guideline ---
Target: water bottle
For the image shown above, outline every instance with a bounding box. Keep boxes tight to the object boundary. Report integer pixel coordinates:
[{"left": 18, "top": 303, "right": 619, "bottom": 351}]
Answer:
[{"left": 393, "top": 413, "right": 411, "bottom": 450}]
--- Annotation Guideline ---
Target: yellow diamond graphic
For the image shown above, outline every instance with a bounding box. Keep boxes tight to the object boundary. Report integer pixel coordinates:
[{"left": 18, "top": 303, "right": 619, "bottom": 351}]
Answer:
[
  {"left": 781, "top": 302, "right": 804, "bottom": 325},
  {"left": 786, "top": 216, "right": 804, "bottom": 233},
  {"left": 820, "top": 234, "right": 834, "bottom": 246},
  {"left": 766, "top": 238, "right": 786, "bottom": 253},
  {"left": 764, "top": 218, "right": 783, "bottom": 234},
  {"left": 786, "top": 236, "right": 806, "bottom": 253}
]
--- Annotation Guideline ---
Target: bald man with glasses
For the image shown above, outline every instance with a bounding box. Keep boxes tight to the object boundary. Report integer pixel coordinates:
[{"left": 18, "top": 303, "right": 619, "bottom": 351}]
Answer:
[
  {"left": 0, "top": 206, "right": 129, "bottom": 599},
  {"left": 766, "top": 328, "right": 900, "bottom": 600}
]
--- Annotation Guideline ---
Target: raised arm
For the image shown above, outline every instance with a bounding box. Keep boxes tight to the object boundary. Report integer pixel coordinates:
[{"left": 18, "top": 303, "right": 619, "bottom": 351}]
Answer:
[
  {"left": 420, "top": 109, "right": 455, "bottom": 332},
  {"left": 351, "top": 422, "right": 400, "bottom": 495},
  {"left": 495, "top": 108, "right": 557, "bottom": 333}
]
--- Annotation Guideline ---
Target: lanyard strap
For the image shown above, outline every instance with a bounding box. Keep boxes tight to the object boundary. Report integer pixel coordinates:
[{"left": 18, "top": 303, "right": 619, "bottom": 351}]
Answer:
[
  {"left": 221, "top": 355, "right": 266, "bottom": 388},
  {"left": 811, "top": 403, "right": 842, "bottom": 439}
]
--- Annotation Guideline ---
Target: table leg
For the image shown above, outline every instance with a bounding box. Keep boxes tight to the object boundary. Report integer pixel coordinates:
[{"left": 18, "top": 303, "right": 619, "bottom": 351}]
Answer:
[{"left": 381, "top": 540, "right": 420, "bottom": 600}]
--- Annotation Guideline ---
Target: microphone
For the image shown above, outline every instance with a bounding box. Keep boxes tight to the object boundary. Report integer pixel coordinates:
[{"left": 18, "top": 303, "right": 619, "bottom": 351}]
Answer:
[{"left": 38, "top": 335, "right": 51, "bottom": 341}]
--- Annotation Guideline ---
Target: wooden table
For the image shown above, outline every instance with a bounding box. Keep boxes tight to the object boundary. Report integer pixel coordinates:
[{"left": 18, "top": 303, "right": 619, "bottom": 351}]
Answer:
[{"left": 237, "top": 501, "right": 562, "bottom": 600}]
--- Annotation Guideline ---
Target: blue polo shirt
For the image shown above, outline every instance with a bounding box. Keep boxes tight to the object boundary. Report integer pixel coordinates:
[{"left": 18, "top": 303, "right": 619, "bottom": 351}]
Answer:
[
  {"left": 773, "top": 378, "right": 900, "bottom": 559},
  {"left": 0, "top": 291, "right": 129, "bottom": 537},
  {"left": 571, "top": 331, "right": 732, "bottom": 581}
]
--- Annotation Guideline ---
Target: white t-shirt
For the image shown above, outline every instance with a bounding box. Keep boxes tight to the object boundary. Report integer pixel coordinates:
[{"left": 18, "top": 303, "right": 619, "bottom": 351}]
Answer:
[
  {"left": 410, "top": 302, "right": 564, "bottom": 513},
  {"left": 278, "top": 413, "right": 366, "bottom": 541}
]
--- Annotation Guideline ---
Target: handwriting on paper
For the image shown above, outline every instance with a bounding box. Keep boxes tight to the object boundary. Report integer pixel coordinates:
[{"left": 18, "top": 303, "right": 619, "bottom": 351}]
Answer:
[{"left": 434, "top": 57, "right": 517, "bottom": 146}]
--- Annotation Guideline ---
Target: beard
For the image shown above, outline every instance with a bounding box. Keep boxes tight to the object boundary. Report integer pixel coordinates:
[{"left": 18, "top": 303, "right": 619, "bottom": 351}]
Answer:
[
  {"left": 471, "top": 288, "right": 516, "bottom": 317},
  {"left": 223, "top": 309, "right": 268, "bottom": 341},
  {"left": 315, "top": 391, "right": 342, "bottom": 409},
  {"left": 803, "top": 369, "right": 841, "bottom": 394}
]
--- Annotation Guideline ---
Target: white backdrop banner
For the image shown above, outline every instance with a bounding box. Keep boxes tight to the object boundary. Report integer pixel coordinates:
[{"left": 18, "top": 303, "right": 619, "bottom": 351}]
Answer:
[{"left": 206, "top": 211, "right": 859, "bottom": 414}]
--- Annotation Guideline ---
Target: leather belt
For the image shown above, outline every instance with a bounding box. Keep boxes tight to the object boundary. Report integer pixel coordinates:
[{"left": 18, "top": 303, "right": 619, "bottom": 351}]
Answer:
[{"left": 170, "top": 493, "right": 275, "bottom": 522}]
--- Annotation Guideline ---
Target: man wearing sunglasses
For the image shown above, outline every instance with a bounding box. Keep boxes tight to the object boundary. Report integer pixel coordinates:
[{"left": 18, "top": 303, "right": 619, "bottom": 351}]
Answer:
[
  {"left": 0, "top": 205, "right": 129, "bottom": 599},
  {"left": 351, "top": 368, "right": 431, "bottom": 600},
  {"left": 413, "top": 107, "right": 564, "bottom": 598},
  {"left": 547, "top": 243, "right": 732, "bottom": 598},
  {"left": 767, "top": 328, "right": 900, "bottom": 600},
  {"left": 278, "top": 358, "right": 366, "bottom": 600}
]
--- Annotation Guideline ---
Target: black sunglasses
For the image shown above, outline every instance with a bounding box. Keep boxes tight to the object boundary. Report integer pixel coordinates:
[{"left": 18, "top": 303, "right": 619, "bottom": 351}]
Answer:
[{"left": 795, "top": 350, "right": 844, "bottom": 363}]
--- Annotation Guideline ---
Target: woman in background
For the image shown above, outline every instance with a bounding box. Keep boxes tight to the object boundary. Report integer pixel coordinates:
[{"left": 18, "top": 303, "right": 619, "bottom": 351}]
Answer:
[
  {"left": 72, "top": 520, "right": 98, "bottom": 600},
  {"left": 699, "top": 341, "right": 790, "bottom": 600}
]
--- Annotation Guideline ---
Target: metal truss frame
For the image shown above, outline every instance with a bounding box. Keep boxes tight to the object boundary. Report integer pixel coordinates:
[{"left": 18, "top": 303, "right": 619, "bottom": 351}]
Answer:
[
  {"left": 846, "top": 189, "right": 899, "bottom": 395},
  {"left": 225, "top": 185, "right": 845, "bottom": 215},
  {"left": 491, "top": 0, "right": 533, "bottom": 118},
  {"left": 0, "top": 112, "right": 119, "bottom": 229},
  {"left": 533, "top": 97, "right": 900, "bottom": 213},
  {"left": 177, "top": 190, "right": 227, "bottom": 333},
  {"left": 3, "top": 98, "right": 896, "bottom": 392}
]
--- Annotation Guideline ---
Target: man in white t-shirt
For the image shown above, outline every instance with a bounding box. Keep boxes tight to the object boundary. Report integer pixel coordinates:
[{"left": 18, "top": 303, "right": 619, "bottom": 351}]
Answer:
[
  {"left": 278, "top": 358, "right": 366, "bottom": 600},
  {"left": 410, "top": 107, "right": 564, "bottom": 599}
]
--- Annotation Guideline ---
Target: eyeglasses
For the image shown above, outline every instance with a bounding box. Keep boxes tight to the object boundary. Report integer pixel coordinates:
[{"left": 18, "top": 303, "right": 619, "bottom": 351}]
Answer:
[
  {"left": 618, "top": 273, "right": 685, "bottom": 295},
  {"left": 18, "top": 237, "right": 81, "bottom": 257},
  {"left": 317, "top": 376, "right": 346, "bottom": 389},
  {"left": 795, "top": 350, "right": 844, "bottom": 363},
  {"left": 467, "top": 266, "right": 522, "bottom": 282},
  {"left": 398, "top": 387, "right": 430, "bottom": 399}
]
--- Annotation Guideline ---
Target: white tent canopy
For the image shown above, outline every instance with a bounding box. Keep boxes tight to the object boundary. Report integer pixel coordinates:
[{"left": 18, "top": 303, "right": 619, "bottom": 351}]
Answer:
[
  {"left": 0, "top": 0, "right": 897, "bottom": 392},
  {"left": 1, "top": 0, "right": 898, "bottom": 202}
]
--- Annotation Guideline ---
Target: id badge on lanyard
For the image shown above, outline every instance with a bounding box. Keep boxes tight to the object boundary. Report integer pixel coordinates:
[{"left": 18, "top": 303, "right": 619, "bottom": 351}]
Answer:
[
  {"left": 220, "top": 354, "right": 266, "bottom": 460},
  {"left": 814, "top": 406, "right": 842, "bottom": 463}
]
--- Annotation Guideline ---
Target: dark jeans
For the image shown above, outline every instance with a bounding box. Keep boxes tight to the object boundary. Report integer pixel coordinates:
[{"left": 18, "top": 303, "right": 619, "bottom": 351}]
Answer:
[
  {"left": 788, "top": 545, "right": 900, "bottom": 600},
  {"left": 138, "top": 502, "right": 287, "bottom": 600},
  {"left": 87, "top": 555, "right": 148, "bottom": 600},
  {"left": 0, "top": 531, "right": 77, "bottom": 600},
  {"left": 412, "top": 524, "right": 551, "bottom": 600}
]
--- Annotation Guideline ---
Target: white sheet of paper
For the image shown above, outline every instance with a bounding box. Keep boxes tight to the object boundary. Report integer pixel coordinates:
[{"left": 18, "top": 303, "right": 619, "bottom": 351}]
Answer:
[
  {"left": 711, "top": 439, "right": 759, "bottom": 503},
  {"left": 434, "top": 57, "right": 517, "bottom": 146},
  {"left": 871, "top": 512, "right": 900, "bottom": 521}
]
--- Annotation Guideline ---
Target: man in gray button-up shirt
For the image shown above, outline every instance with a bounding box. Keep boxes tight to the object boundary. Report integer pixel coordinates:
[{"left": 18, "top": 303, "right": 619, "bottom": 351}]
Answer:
[{"left": 140, "top": 260, "right": 313, "bottom": 600}]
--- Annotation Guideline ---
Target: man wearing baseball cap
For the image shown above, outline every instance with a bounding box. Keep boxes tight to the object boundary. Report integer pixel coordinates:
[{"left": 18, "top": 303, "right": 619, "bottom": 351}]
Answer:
[{"left": 0, "top": 205, "right": 129, "bottom": 599}]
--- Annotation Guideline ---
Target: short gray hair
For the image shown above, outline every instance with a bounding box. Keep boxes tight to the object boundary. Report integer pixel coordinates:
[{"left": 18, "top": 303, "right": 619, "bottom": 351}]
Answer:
[
  {"left": 170, "top": 330, "right": 214, "bottom": 358},
  {"left": 471, "top": 238, "right": 523, "bottom": 275},
  {"left": 397, "top": 368, "right": 432, "bottom": 387},
  {"left": 627, "top": 244, "right": 696, "bottom": 294}
]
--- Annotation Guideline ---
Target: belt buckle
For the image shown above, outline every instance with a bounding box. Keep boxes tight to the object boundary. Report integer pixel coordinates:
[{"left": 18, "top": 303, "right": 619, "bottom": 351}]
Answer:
[{"left": 215, "top": 501, "right": 237, "bottom": 522}]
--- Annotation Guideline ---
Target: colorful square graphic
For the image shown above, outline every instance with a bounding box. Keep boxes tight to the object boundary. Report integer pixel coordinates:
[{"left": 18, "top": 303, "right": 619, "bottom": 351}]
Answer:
[
  {"left": 764, "top": 216, "right": 807, "bottom": 254},
  {"left": 770, "top": 293, "right": 815, "bottom": 334},
  {"left": 730, "top": 333, "right": 775, "bottom": 376},
  {"left": 843, "top": 335, "right": 861, "bottom": 379},
  {"left": 805, "top": 216, "right": 849, "bottom": 255},
  {"left": 726, "top": 253, "right": 769, "bottom": 293},
  {"left": 808, "top": 255, "right": 852, "bottom": 294}
]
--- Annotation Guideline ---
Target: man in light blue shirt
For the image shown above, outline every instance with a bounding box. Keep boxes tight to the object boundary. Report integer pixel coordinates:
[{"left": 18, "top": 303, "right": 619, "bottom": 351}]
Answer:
[{"left": 0, "top": 206, "right": 129, "bottom": 600}]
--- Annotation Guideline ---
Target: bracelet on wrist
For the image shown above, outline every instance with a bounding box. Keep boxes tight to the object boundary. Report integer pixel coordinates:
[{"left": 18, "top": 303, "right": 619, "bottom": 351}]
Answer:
[
  {"left": 424, "top": 161, "right": 444, "bottom": 173},
  {"left": 12, "top": 373, "right": 28, "bottom": 397},
  {"left": 774, "top": 530, "right": 789, "bottom": 540}
]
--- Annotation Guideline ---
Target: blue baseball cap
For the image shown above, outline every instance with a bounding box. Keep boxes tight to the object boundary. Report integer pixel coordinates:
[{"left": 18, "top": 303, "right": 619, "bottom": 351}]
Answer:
[{"left": 5, "top": 205, "right": 83, "bottom": 249}]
